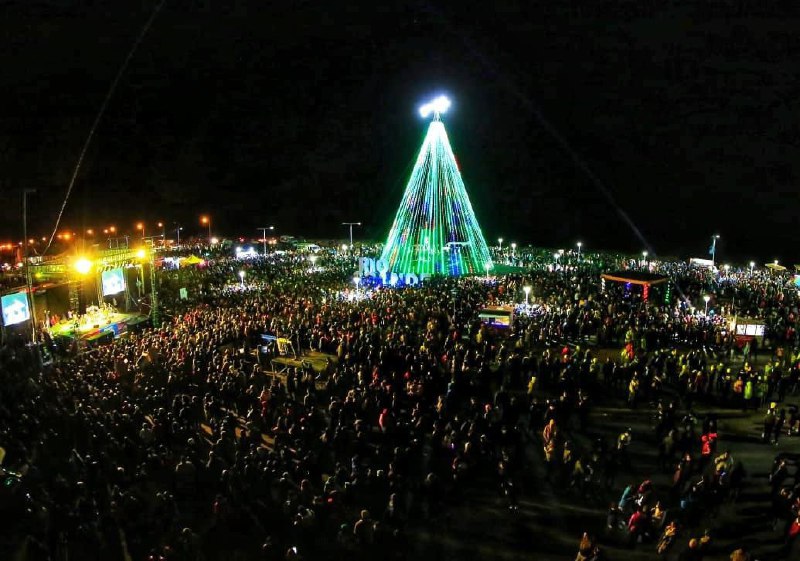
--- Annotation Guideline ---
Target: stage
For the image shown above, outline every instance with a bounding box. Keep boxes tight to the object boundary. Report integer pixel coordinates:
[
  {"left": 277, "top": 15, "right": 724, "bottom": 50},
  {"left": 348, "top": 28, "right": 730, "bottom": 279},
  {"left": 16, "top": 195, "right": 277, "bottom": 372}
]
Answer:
[{"left": 49, "top": 309, "right": 149, "bottom": 343}]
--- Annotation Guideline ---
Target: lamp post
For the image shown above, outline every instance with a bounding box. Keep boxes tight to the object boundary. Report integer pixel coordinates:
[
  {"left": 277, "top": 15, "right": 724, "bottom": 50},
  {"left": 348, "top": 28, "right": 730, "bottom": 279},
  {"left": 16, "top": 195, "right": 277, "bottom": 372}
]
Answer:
[
  {"left": 157, "top": 222, "right": 165, "bottom": 246},
  {"left": 510, "top": 242, "right": 517, "bottom": 260},
  {"left": 23, "top": 188, "right": 37, "bottom": 343},
  {"left": 258, "top": 226, "right": 275, "bottom": 255},
  {"left": 523, "top": 285, "right": 531, "bottom": 306},
  {"left": 485, "top": 262, "right": 491, "bottom": 280},
  {"left": 175, "top": 226, "right": 183, "bottom": 246},
  {"left": 201, "top": 216, "right": 211, "bottom": 241},
  {"left": 239, "top": 270, "right": 245, "bottom": 288},
  {"left": 642, "top": 251, "right": 648, "bottom": 268},
  {"left": 576, "top": 241, "right": 582, "bottom": 259},
  {"left": 341, "top": 222, "right": 361, "bottom": 249},
  {"left": 498, "top": 238, "right": 504, "bottom": 253},
  {"left": 710, "top": 234, "right": 720, "bottom": 265},
  {"left": 703, "top": 295, "right": 711, "bottom": 316},
  {"left": 749, "top": 261, "right": 755, "bottom": 275},
  {"left": 136, "top": 222, "right": 145, "bottom": 240}
]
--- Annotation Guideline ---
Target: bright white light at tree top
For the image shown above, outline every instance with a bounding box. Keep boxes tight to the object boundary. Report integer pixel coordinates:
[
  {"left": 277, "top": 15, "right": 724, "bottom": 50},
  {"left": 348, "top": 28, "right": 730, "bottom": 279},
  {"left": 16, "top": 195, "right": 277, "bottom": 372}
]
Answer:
[{"left": 419, "top": 95, "right": 451, "bottom": 118}]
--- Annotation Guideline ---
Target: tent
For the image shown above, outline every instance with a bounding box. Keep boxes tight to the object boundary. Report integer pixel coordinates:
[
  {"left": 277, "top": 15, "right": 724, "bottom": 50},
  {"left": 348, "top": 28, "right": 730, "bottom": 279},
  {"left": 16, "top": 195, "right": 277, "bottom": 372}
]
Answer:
[
  {"left": 182, "top": 255, "right": 204, "bottom": 266},
  {"left": 765, "top": 262, "right": 787, "bottom": 272},
  {"left": 600, "top": 270, "right": 668, "bottom": 302}
]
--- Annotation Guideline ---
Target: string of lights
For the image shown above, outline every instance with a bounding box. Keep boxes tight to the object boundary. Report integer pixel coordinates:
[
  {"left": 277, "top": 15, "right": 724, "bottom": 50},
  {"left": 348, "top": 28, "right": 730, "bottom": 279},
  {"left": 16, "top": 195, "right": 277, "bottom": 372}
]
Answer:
[{"left": 380, "top": 97, "right": 492, "bottom": 277}]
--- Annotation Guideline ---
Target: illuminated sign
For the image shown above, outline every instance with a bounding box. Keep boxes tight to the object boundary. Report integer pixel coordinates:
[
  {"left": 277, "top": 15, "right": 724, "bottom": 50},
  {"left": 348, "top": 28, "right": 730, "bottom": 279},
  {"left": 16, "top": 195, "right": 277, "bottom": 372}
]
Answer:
[{"left": 358, "top": 257, "right": 431, "bottom": 286}]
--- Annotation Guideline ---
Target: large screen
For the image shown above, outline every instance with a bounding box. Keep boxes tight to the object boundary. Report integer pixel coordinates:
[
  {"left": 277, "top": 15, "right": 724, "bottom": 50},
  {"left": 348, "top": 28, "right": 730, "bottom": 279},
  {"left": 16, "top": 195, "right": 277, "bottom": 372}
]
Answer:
[
  {"left": 1, "top": 291, "right": 31, "bottom": 326},
  {"left": 101, "top": 268, "right": 126, "bottom": 296}
]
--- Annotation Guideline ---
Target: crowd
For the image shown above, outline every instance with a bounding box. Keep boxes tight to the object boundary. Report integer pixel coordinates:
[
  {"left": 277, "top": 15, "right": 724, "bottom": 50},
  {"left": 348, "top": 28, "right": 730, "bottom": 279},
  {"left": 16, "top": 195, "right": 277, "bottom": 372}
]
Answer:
[{"left": 1, "top": 246, "right": 799, "bottom": 561}]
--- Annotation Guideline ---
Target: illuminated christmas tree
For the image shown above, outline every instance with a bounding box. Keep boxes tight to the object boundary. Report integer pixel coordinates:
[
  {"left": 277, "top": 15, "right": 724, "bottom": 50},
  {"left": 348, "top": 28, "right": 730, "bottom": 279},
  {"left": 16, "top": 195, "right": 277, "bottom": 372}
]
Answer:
[{"left": 380, "top": 96, "right": 493, "bottom": 277}]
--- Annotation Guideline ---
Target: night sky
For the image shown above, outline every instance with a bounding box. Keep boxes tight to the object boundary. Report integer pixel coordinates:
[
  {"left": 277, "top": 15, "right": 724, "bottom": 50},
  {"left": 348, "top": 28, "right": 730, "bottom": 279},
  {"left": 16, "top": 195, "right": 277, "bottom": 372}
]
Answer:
[{"left": 1, "top": 1, "right": 798, "bottom": 262}]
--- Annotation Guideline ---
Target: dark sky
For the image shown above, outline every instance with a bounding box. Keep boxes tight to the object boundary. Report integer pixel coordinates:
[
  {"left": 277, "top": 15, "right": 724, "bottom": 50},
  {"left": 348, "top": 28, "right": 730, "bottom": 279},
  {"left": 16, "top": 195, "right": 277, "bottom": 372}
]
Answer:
[{"left": 1, "top": 1, "right": 799, "bottom": 263}]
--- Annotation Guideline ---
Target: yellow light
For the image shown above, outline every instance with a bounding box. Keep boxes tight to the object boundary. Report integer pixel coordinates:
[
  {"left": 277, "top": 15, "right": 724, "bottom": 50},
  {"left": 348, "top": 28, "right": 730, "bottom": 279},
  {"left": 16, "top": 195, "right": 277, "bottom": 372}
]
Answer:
[
  {"left": 157, "top": 222, "right": 163, "bottom": 228},
  {"left": 109, "top": 226, "right": 116, "bottom": 233},
  {"left": 86, "top": 229, "right": 94, "bottom": 235},
  {"left": 201, "top": 216, "right": 209, "bottom": 224},
  {"left": 136, "top": 249, "right": 147, "bottom": 259},
  {"left": 74, "top": 258, "right": 92, "bottom": 274},
  {"left": 28, "top": 239, "right": 34, "bottom": 244},
  {"left": 136, "top": 222, "right": 143, "bottom": 230}
]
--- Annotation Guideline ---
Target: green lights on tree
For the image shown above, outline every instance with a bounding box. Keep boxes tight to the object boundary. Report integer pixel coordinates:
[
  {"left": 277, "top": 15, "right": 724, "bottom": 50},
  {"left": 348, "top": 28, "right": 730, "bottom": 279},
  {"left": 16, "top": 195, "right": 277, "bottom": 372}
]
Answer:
[{"left": 380, "top": 105, "right": 492, "bottom": 277}]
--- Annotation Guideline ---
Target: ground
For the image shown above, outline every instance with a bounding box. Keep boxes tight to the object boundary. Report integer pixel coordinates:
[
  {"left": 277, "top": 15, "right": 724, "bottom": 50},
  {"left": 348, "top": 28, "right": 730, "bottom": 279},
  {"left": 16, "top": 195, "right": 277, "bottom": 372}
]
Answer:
[{"left": 410, "top": 353, "right": 800, "bottom": 561}]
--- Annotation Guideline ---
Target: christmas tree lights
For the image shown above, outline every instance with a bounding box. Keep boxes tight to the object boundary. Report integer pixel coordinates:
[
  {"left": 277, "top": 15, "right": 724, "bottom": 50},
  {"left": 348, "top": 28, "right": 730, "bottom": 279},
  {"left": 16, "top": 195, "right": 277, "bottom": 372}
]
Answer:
[{"left": 380, "top": 98, "right": 492, "bottom": 277}]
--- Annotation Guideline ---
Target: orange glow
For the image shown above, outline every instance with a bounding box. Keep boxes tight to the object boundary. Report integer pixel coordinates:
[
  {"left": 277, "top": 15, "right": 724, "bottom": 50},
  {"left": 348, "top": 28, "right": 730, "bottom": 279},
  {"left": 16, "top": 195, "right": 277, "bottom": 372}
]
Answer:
[
  {"left": 136, "top": 222, "right": 144, "bottom": 230},
  {"left": 28, "top": 238, "right": 35, "bottom": 244},
  {"left": 200, "top": 216, "right": 209, "bottom": 225},
  {"left": 157, "top": 221, "right": 164, "bottom": 228},
  {"left": 86, "top": 229, "right": 94, "bottom": 235},
  {"left": 109, "top": 226, "right": 116, "bottom": 233}
]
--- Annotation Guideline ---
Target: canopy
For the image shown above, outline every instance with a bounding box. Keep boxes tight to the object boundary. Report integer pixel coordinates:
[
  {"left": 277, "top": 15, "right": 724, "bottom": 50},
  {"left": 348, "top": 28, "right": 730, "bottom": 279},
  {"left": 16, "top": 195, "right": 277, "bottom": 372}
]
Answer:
[
  {"left": 182, "top": 255, "right": 204, "bottom": 265},
  {"left": 765, "top": 263, "right": 787, "bottom": 272},
  {"left": 600, "top": 271, "right": 668, "bottom": 286}
]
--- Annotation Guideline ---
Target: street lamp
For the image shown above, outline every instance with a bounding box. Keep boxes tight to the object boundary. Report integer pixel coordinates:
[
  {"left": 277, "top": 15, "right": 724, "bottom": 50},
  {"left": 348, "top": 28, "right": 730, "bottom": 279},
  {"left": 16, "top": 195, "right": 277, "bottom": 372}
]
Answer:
[
  {"left": 175, "top": 226, "right": 183, "bottom": 246},
  {"left": 576, "top": 241, "right": 582, "bottom": 258},
  {"left": 510, "top": 242, "right": 517, "bottom": 259},
  {"left": 703, "top": 294, "right": 711, "bottom": 315},
  {"left": 341, "top": 243, "right": 349, "bottom": 252},
  {"left": 523, "top": 285, "right": 531, "bottom": 306},
  {"left": 238, "top": 270, "right": 245, "bottom": 288},
  {"left": 498, "top": 238, "right": 504, "bottom": 252},
  {"left": 258, "top": 226, "right": 275, "bottom": 255},
  {"left": 710, "top": 234, "right": 720, "bottom": 265},
  {"left": 342, "top": 222, "right": 361, "bottom": 249},
  {"left": 484, "top": 262, "right": 491, "bottom": 280},
  {"left": 200, "top": 216, "right": 211, "bottom": 241},
  {"left": 749, "top": 261, "right": 755, "bottom": 275},
  {"left": 136, "top": 222, "right": 145, "bottom": 239},
  {"left": 157, "top": 222, "right": 165, "bottom": 245}
]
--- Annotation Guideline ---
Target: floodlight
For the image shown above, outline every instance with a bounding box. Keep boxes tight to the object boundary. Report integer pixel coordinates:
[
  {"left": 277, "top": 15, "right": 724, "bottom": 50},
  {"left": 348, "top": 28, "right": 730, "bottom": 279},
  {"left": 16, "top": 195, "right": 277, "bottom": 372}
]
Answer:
[
  {"left": 419, "top": 95, "right": 451, "bottom": 118},
  {"left": 74, "top": 258, "right": 92, "bottom": 275},
  {"left": 135, "top": 249, "right": 147, "bottom": 259}
]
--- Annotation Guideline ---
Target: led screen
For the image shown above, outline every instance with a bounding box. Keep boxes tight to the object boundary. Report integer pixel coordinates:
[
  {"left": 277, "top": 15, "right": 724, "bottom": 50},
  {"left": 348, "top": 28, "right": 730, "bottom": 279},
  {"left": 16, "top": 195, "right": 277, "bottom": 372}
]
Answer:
[
  {"left": 101, "top": 268, "right": 126, "bottom": 296},
  {"left": 1, "top": 291, "right": 30, "bottom": 326}
]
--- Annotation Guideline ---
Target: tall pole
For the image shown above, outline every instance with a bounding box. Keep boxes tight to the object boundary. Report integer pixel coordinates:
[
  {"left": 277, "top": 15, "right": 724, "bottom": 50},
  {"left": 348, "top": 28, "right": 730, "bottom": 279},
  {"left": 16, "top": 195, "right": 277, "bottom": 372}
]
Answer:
[
  {"left": 710, "top": 234, "right": 719, "bottom": 266},
  {"left": 149, "top": 249, "right": 160, "bottom": 327},
  {"left": 341, "top": 222, "right": 361, "bottom": 248},
  {"left": 258, "top": 226, "right": 274, "bottom": 255},
  {"left": 23, "top": 189, "right": 37, "bottom": 343}
]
